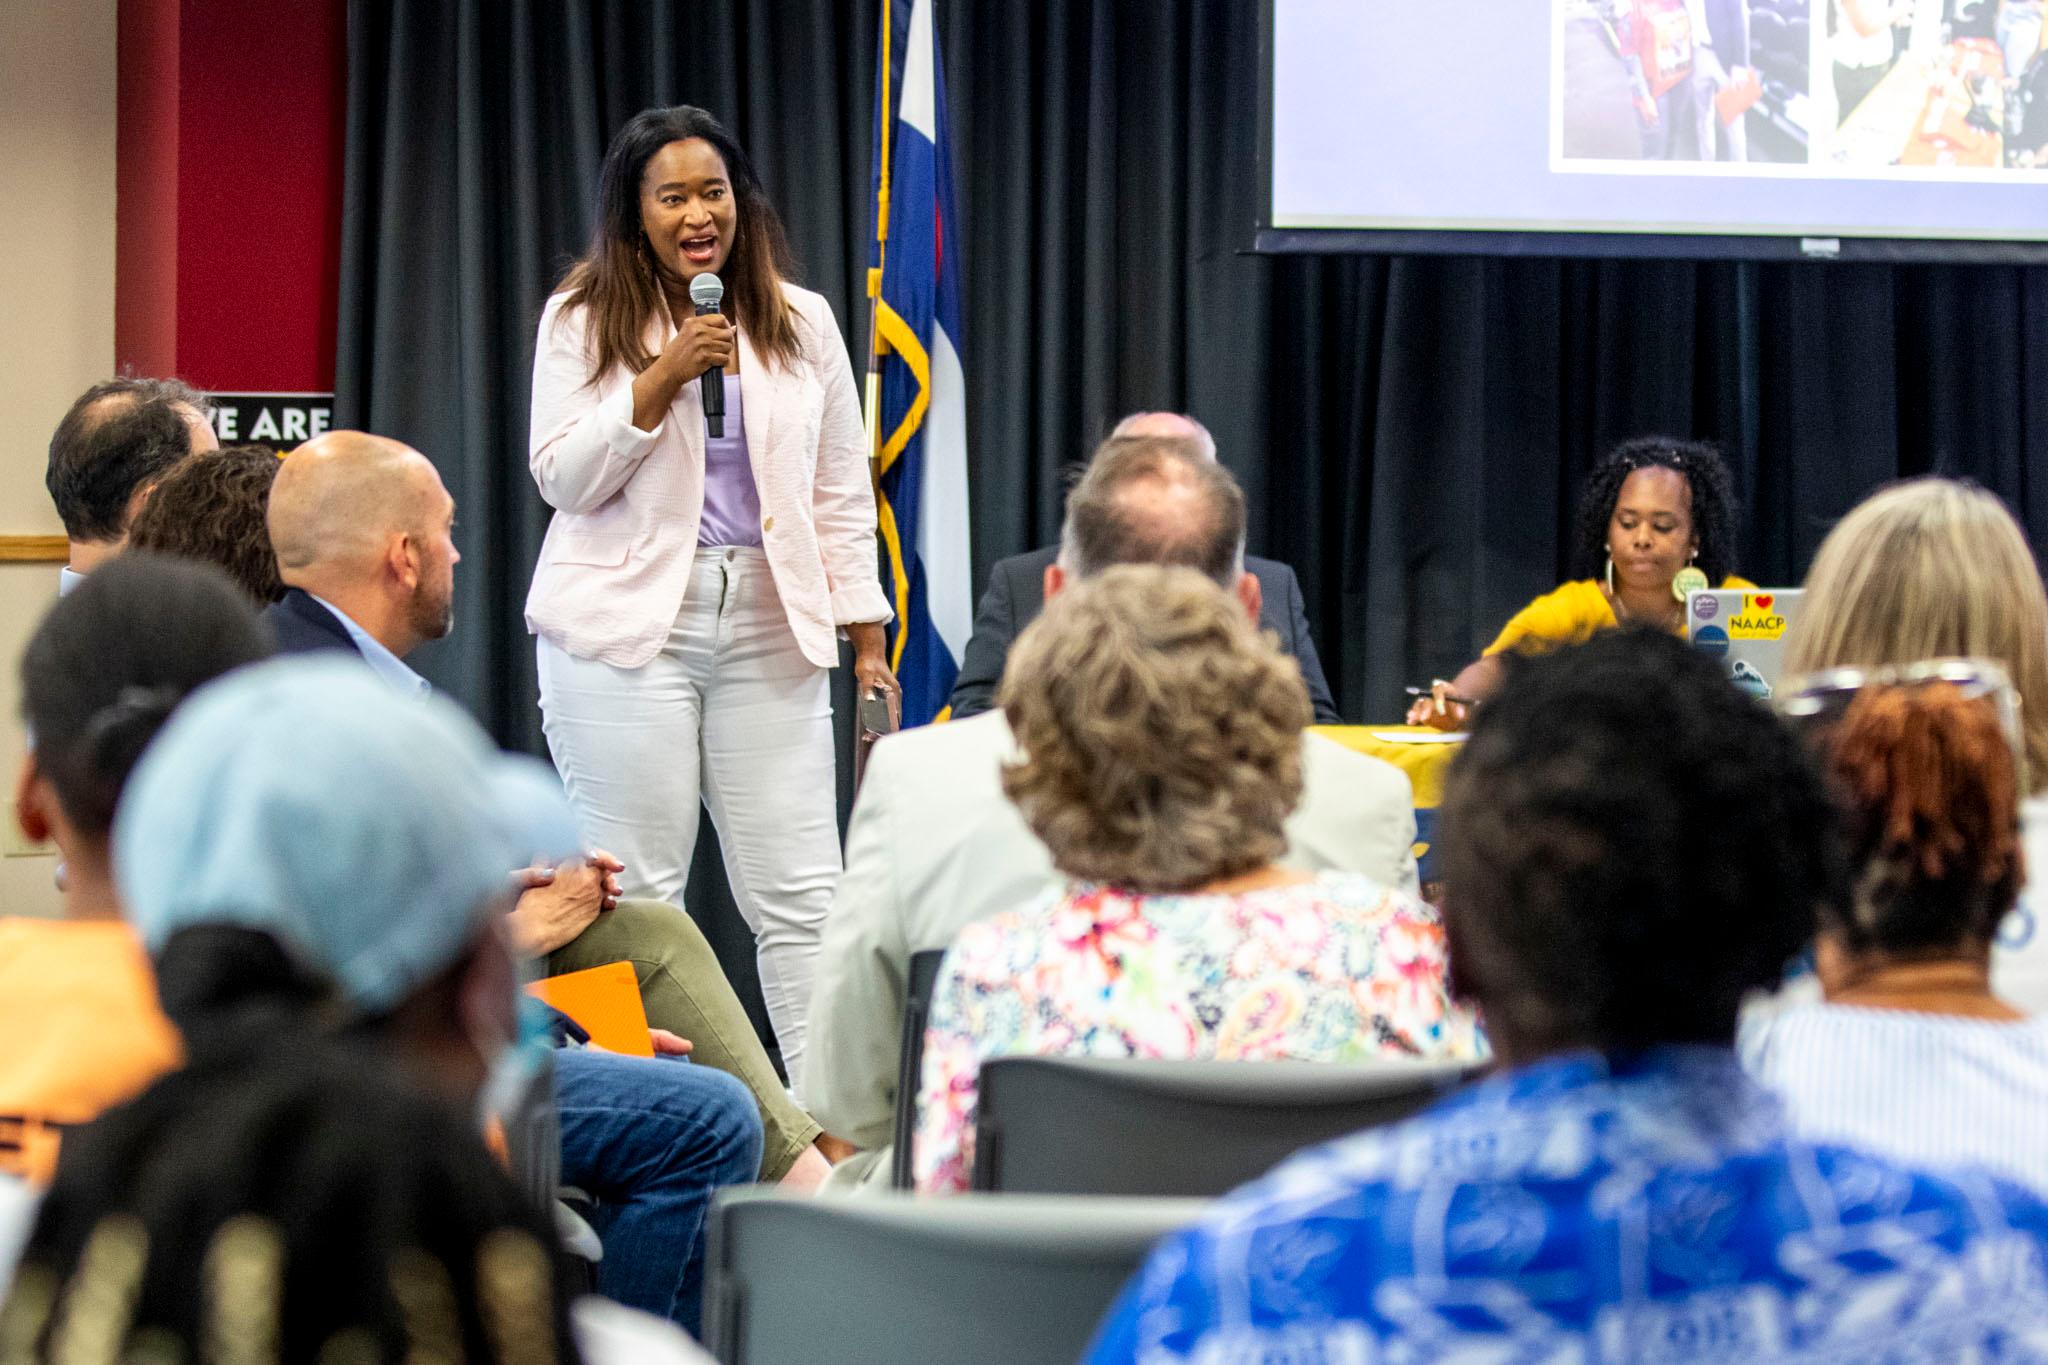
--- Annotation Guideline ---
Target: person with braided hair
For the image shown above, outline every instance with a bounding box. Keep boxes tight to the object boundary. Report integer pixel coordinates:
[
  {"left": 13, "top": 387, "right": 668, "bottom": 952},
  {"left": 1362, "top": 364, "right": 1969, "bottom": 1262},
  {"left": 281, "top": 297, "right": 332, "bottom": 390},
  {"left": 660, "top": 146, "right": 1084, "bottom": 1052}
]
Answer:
[
  {"left": 7, "top": 567, "right": 760, "bottom": 1339},
  {"left": 1407, "top": 435, "right": 1751, "bottom": 728},
  {"left": 1744, "top": 670, "right": 2048, "bottom": 1193},
  {"left": 101, "top": 658, "right": 762, "bottom": 1339},
  {"left": 1, "top": 1039, "right": 709, "bottom": 1363}
]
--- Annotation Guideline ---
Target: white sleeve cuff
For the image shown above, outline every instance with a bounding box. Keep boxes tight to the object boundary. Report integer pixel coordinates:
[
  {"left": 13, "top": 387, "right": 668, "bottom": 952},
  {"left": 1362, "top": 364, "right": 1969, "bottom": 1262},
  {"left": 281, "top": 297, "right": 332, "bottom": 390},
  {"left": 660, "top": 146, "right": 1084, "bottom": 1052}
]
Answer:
[
  {"left": 831, "top": 582, "right": 895, "bottom": 626},
  {"left": 599, "top": 382, "right": 663, "bottom": 458}
]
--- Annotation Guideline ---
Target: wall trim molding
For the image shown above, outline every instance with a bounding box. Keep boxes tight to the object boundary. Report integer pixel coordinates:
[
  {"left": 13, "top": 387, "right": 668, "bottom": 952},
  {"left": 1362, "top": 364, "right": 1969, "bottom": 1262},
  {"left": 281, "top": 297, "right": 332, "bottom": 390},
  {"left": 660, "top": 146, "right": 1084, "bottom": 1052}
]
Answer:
[{"left": 0, "top": 536, "right": 68, "bottom": 563}]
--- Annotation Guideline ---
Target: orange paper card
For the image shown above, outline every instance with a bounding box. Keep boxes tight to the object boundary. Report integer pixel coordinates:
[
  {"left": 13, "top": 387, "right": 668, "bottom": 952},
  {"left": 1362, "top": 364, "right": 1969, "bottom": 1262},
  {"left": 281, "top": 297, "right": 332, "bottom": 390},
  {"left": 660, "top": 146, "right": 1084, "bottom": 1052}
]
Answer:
[{"left": 526, "top": 961, "right": 654, "bottom": 1057}]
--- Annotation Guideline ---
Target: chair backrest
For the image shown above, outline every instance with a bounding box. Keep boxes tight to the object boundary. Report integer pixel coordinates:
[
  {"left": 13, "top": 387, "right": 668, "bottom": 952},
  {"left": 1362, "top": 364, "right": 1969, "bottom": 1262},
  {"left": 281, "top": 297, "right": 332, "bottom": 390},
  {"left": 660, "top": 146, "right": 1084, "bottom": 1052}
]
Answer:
[
  {"left": 703, "top": 1190, "right": 1207, "bottom": 1365},
  {"left": 889, "top": 947, "right": 950, "bottom": 1190},
  {"left": 971, "top": 1056, "right": 1475, "bottom": 1197},
  {"left": 493, "top": 1040, "right": 560, "bottom": 1208}
]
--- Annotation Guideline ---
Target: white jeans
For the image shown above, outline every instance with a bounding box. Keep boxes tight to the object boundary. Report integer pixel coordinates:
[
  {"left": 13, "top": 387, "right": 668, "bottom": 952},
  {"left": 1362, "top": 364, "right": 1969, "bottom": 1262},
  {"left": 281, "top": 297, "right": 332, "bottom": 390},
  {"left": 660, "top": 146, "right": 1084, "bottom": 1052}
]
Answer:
[{"left": 537, "top": 546, "right": 839, "bottom": 1089}]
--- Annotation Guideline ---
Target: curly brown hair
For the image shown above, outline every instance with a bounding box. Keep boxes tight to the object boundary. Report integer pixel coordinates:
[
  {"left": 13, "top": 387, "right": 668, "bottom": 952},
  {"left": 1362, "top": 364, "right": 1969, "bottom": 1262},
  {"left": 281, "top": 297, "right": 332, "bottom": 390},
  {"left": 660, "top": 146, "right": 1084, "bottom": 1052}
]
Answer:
[
  {"left": 998, "top": 565, "right": 1311, "bottom": 892},
  {"left": 126, "top": 444, "right": 285, "bottom": 605},
  {"left": 1821, "top": 684, "right": 2023, "bottom": 958}
]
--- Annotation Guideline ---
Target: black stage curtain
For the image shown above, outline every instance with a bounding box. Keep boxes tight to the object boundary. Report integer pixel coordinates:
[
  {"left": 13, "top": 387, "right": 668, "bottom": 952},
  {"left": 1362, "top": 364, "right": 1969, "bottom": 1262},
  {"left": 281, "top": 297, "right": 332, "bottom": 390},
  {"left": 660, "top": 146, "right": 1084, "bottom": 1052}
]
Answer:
[{"left": 337, "top": 0, "right": 2048, "bottom": 1037}]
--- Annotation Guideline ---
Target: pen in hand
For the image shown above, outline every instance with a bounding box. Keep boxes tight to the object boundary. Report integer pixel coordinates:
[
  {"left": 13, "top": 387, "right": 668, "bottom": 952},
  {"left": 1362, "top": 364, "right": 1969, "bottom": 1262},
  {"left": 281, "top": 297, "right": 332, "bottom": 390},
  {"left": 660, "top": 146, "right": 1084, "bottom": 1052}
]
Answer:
[{"left": 1404, "top": 684, "right": 1480, "bottom": 711}]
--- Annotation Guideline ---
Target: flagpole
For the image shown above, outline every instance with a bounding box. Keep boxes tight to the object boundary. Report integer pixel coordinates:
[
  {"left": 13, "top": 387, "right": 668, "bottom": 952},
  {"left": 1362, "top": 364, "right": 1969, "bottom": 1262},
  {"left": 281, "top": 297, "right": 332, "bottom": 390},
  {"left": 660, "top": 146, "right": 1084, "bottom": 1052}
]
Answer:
[{"left": 863, "top": 1, "right": 895, "bottom": 479}]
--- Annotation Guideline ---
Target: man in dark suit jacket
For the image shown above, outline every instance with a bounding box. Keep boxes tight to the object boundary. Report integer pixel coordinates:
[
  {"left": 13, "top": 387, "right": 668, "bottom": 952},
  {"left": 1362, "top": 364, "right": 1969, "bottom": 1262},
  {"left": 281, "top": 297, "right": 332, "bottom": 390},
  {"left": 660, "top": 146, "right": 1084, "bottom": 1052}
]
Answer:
[
  {"left": 947, "top": 545, "right": 1340, "bottom": 722},
  {"left": 267, "top": 583, "right": 360, "bottom": 654},
  {"left": 948, "top": 411, "right": 1339, "bottom": 723},
  {"left": 260, "top": 430, "right": 456, "bottom": 698}
]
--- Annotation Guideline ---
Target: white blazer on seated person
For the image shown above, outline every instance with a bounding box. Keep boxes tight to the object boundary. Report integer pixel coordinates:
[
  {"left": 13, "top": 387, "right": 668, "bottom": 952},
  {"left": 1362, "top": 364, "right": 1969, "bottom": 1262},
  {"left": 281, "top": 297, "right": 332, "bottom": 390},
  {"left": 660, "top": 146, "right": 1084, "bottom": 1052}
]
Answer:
[
  {"left": 802, "top": 711, "right": 1420, "bottom": 1188},
  {"left": 524, "top": 282, "right": 892, "bottom": 669}
]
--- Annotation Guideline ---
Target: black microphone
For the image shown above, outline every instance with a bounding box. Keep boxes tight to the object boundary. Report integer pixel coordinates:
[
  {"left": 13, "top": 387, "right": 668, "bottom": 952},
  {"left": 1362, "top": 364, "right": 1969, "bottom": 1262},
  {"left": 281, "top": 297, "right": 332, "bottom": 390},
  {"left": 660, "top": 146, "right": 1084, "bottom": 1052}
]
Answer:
[{"left": 689, "top": 272, "right": 726, "bottom": 438}]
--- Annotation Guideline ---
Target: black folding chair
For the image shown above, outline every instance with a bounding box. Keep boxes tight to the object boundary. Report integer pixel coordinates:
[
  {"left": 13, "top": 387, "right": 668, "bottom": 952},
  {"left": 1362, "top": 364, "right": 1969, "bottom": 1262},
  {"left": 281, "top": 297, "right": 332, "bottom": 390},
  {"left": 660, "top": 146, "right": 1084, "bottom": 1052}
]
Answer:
[
  {"left": 703, "top": 1191, "right": 1206, "bottom": 1365},
  {"left": 971, "top": 1055, "right": 1478, "bottom": 1196},
  {"left": 889, "top": 947, "right": 949, "bottom": 1189}
]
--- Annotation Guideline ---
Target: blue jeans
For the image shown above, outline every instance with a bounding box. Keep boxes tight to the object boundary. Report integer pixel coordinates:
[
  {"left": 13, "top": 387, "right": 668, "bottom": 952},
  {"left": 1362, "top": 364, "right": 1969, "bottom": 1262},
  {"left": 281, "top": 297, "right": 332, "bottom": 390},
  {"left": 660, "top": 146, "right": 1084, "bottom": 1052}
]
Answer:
[{"left": 555, "top": 1047, "right": 762, "bottom": 1337}]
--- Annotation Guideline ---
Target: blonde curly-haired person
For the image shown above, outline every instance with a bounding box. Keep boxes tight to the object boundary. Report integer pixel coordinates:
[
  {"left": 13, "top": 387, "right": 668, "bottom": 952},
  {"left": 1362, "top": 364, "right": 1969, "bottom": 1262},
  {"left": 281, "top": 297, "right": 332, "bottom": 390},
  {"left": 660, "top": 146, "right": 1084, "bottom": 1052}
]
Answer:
[{"left": 911, "top": 566, "right": 1485, "bottom": 1194}]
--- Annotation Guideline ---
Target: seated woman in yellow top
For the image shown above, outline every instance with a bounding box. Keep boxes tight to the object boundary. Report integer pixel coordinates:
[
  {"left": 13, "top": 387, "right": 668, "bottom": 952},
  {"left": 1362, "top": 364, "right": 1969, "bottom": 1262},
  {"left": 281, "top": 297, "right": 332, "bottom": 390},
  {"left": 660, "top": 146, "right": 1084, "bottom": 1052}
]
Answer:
[{"left": 1408, "top": 437, "right": 1750, "bottom": 729}]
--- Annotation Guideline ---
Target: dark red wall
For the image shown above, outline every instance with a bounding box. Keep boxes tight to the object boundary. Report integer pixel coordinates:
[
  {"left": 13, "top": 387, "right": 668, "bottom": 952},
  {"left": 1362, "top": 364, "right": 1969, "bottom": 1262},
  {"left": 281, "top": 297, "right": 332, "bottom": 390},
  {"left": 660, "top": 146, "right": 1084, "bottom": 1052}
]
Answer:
[{"left": 118, "top": 0, "right": 346, "bottom": 394}]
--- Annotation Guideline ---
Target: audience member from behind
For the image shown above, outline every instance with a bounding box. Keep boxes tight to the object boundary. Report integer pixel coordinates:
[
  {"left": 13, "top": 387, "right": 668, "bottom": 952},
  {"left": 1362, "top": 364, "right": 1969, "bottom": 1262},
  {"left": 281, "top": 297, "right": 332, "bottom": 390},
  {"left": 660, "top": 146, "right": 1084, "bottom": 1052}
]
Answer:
[
  {"left": 1785, "top": 477, "right": 2048, "bottom": 1012},
  {"left": 4, "top": 1041, "right": 711, "bottom": 1363},
  {"left": 807, "top": 435, "right": 1420, "bottom": 1188},
  {"left": 266, "top": 430, "right": 832, "bottom": 1188},
  {"left": 44, "top": 378, "right": 218, "bottom": 592},
  {"left": 1408, "top": 436, "right": 1748, "bottom": 727},
  {"left": 1091, "top": 630, "right": 2048, "bottom": 1361},
  {"left": 124, "top": 443, "right": 285, "bottom": 605},
  {"left": 947, "top": 411, "right": 1340, "bottom": 723},
  {"left": 913, "top": 567, "right": 1481, "bottom": 1193},
  {"left": 1745, "top": 671, "right": 2048, "bottom": 1192},
  {"left": 2, "top": 557, "right": 272, "bottom": 1189},
  {"left": 111, "top": 658, "right": 762, "bottom": 1335}
]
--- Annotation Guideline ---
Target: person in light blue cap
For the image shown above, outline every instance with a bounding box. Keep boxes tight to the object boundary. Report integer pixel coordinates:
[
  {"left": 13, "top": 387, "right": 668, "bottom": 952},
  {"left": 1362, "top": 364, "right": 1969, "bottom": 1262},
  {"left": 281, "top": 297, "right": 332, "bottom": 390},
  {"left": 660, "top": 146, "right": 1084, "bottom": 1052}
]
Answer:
[
  {"left": 118, "top": 655, "right": 573, "bottom": 1022},
  {"left": 114, "top": 655, "right": 763, "bottom": 1337}
]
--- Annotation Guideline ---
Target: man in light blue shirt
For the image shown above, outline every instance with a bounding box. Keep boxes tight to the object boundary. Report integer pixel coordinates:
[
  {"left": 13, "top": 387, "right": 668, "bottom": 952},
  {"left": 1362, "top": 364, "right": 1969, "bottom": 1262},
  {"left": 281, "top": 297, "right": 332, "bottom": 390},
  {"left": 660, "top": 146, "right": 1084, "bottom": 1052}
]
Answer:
[
  {"left": 261, "top": 430, "right": 455, "bottom": 698},
  {"left": 311, "top": 588, "right": 434, "bottom": 699},
  {"left": 257, "top": 429, "right": 839, "bottom": 1190}
]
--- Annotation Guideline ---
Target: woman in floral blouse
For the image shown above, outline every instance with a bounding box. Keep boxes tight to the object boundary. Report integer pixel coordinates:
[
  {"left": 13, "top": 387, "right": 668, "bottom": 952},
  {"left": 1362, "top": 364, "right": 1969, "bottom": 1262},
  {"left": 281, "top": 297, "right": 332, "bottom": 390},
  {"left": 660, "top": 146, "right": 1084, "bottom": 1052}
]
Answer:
[{"left": 913, "top": 565, "right": 1485, "bottom": 1194}]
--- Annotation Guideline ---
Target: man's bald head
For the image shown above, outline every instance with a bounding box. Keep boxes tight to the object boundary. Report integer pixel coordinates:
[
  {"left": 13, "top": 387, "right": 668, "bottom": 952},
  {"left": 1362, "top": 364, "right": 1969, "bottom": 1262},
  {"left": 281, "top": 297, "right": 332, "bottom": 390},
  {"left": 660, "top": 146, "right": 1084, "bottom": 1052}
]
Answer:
[
  {"left": 1107, "top": 411, "right": 1216, "bottom": 462},
  {"left": 270, "top": 432, "right": 447, "bottom": 575},
  {"left": 270, "top": 431, "right": 460, "bottom": 655}
]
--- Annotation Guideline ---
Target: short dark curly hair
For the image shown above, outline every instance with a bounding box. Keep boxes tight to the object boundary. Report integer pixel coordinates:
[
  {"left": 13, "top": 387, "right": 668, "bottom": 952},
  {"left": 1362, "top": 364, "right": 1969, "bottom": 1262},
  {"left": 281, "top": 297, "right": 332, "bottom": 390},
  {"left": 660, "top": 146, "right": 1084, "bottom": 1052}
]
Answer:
[
  {"left": 1570, "top": 436, "right": 1739, "bottom": 586},
  {"left": 1440, "top": 628, "right": 1840, "bottom": 1054},
  {"left": 126, "top": 444, "right": 286, "bottom": 605}
]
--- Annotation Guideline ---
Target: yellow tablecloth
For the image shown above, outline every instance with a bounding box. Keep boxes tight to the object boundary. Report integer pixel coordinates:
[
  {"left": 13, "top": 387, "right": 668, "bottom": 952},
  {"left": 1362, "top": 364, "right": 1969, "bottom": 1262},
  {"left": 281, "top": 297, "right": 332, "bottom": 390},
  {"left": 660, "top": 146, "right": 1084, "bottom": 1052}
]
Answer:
[{"left": 1311, "top": 725, "right": 1463, "bottom": 809}]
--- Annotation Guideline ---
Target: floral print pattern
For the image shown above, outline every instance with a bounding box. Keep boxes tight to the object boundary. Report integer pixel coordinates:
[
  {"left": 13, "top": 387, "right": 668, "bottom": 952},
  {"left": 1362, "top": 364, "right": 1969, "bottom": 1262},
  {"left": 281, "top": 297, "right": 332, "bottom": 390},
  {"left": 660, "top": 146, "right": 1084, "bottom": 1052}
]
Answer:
[{"left": 911, "top": 872, "right": 1486, "bottom": 1193}]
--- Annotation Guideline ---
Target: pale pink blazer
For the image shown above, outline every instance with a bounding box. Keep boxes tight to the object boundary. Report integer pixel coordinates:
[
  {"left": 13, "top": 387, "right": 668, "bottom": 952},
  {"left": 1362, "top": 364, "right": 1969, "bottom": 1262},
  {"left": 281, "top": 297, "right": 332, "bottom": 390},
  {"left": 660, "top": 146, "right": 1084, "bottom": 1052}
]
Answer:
[{"left": 524, "top": 283, "right": 892, "bottom": 670}]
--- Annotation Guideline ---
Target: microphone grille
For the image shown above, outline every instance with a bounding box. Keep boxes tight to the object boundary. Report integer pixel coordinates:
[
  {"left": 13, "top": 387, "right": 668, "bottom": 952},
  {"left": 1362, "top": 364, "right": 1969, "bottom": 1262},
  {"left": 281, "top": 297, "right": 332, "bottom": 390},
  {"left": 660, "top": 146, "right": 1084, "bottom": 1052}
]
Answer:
[{"left": 688, "top": 273, "right": 725, "bottom": 308}]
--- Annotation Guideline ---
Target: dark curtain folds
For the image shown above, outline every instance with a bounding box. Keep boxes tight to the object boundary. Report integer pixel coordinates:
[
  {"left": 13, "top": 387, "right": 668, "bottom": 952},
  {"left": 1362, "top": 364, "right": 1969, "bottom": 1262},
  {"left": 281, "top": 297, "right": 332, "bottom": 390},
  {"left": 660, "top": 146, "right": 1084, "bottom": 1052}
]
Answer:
[
  {"left": 338, "top": 0, "right": 2047, "bottom": 1035},
  {"left": 340, "top": 0, "right": 2048, "bottom": 739}
]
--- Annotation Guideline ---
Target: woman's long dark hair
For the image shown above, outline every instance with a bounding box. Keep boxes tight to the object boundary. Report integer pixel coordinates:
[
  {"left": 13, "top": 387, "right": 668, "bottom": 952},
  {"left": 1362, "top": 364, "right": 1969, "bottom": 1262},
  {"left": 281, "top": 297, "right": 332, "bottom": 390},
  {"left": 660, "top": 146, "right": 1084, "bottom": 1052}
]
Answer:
[{"left": 556, "top": 105, "right": 802, "bottom": 379}]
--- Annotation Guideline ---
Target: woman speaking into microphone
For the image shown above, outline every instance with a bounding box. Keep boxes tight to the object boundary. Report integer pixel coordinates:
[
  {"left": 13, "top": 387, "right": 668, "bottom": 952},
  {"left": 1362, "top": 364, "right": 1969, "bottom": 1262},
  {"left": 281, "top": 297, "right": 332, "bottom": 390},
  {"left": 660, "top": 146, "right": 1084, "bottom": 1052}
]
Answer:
[{"left": 525, "top": 105, "right": 896, "bottom": 1088}]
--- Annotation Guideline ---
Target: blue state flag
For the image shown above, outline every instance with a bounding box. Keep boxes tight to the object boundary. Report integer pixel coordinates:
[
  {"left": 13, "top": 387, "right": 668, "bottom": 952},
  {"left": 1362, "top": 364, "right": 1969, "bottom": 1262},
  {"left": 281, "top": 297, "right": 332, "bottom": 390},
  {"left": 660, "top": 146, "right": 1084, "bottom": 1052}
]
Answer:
[{"left": 869, "top": 0, "right": 970, "bottom": 726}]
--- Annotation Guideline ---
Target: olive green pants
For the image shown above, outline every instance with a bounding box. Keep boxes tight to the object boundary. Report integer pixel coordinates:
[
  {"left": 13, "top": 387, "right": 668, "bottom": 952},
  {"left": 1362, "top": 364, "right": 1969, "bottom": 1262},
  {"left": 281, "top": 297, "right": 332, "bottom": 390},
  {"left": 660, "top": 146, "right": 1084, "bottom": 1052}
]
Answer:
[{"left": 545, "top": 899, "right": 822, "bottom": 1182}]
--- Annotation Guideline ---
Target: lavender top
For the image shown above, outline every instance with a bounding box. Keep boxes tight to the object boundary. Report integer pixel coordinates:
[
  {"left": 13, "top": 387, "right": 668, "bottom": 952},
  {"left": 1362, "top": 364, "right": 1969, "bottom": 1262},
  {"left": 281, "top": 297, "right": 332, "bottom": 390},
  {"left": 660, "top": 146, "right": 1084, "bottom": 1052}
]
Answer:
[{"left": 697, "top": 374, "right": 763, "bottom": 549}]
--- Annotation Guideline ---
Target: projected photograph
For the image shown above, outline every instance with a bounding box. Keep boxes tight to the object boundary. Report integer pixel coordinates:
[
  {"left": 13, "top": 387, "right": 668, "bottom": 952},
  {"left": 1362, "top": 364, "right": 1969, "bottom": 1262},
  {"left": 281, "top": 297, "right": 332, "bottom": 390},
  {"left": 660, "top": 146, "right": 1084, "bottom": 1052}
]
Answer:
[
  {"left": 1827, "top": 0, "right": 2048, "bottom": 169},
  {"left": 1558, "top": 0, "right": 1815, "bottom": 164}
]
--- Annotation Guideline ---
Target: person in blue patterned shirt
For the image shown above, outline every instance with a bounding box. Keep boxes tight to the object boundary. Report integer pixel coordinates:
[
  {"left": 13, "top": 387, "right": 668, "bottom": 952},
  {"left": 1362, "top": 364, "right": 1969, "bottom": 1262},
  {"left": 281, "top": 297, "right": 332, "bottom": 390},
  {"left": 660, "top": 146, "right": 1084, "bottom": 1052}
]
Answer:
[{"left": 1088, "top": 628, "right": 2048, "bottom": 1361}]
